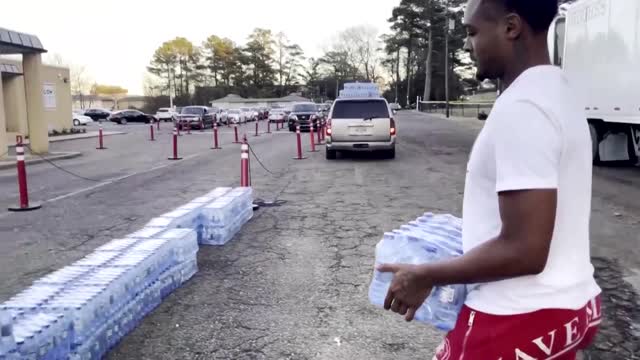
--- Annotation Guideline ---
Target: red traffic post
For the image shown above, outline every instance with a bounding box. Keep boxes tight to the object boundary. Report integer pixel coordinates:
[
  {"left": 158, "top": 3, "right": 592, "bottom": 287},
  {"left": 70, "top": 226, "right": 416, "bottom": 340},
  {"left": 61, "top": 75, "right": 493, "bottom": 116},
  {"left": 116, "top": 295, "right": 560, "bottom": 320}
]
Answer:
[
  {"left": 254, "top": 120, "right": 260, "bottom": 137},
  {"left": 211, "top": 123, "right": 222, "bottom": 150},
  {"left": 96, "top": 126, "right": 107, "bottom": 150},
  {"left": 309, "top": 124, "right": 319, "bottom": 152},
  {"left": 240, "top": 136, "right": 250, "bottom": 187},
  {"left": 149, "top": 123, "right": 155, "bottom": 141},
  {"left": 266, "top": 119, "right": 272, "bottom": 134},
  {"left": 293, "top": 125, "right": 308, "bottom": 160},
  {"left": 233, "top": 124, "right": 241, "bottom": 144},
  {"left": 200, "top": 120, "right": 204, "bottom": 132},
  {"left": 157, "top": 119, "right": 161, "bottom": 131},
  {"left": 316, "top": 121, "right": 324, "bottom": 145},
  {"left": 8, "top": 136, "right": 41, "bottom": 212},
  {"left": 186, "top": 122, "right": 192, "bottom": 135},
  {"left": 321, "top": 120, "right": 327, "bottom": 141},
  {"left": 168, "top": 127, "right": 183, "bottom": 161}
]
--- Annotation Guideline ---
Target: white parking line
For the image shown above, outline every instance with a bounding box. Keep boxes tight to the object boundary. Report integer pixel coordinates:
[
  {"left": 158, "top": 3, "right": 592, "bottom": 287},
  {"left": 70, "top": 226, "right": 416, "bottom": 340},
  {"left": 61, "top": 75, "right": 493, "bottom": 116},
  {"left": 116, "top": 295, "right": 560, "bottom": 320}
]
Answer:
[
  {"left": 0, "top": 152, "right": 206, "bottom": 219},
  {"left": 45, "top": 152, "right": 203, "bottom": 203}
]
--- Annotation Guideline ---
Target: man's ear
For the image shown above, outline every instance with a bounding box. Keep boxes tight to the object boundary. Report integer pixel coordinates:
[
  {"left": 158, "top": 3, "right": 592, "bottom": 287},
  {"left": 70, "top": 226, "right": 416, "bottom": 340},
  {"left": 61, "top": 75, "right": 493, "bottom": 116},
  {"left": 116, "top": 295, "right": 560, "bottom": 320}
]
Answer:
[{"left": 503, "top": 13, "right": 524, "bottom": 40}]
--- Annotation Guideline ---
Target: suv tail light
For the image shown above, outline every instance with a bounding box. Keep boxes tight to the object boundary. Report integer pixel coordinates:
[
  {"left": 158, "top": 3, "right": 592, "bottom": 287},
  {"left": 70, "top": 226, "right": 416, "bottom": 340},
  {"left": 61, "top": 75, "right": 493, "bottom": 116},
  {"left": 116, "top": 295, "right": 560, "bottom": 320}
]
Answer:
[
  {"left": 390, "top": 118, "right": 396, "bottom": 136},
  {"left": 326, "top": 119, "right": 332, "bottom": 136}
]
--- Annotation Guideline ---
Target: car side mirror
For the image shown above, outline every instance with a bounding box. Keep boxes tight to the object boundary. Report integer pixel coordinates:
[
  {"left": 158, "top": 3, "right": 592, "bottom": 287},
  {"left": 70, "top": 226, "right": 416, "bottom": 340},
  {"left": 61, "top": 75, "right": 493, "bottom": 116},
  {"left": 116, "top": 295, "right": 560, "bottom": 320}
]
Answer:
[{"left": 392, "top": 110, "right": 397, "bottom": 115}]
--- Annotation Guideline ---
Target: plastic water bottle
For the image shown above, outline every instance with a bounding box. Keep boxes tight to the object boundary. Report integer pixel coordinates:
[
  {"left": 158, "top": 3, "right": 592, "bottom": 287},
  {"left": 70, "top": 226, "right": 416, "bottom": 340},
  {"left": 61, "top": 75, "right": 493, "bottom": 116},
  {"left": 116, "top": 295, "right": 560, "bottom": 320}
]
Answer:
[
  {"left": 94, "top": 238, "right": 139, "bottom": 253},
  {"left": 157, "top": 229, "right": 198, "bottom": 264},
  {"left": 75, "top": 266, "right": 132, "bottom": 314},
  {"left": 127, "top": 227, "right": 167, "bottom": 240},
  {"left": 1, "top": 285, "right": 64, "bottom": 313},
  {"left": 426, "top": 284, "right": 467, "bottom": 331},
  {"left": 34, "top": 266, "right": 93, "bottom": 287},
  {"left": 73, "top": 251, "right": 120, "bottom": 267},
  {"left": 42, "top": 285, "right": 108, "bottom": 347},
  {"left": 0, "top": 311, "right": 15, "bottom": 358}
]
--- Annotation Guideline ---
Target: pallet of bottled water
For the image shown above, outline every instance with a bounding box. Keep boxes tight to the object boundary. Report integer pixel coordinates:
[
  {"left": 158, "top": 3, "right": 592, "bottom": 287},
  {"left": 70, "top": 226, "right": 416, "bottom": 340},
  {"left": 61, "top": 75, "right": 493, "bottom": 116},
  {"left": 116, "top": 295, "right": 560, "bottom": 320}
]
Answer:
[
  {"left": 368, "top": 213, "right": 466, "bottom": 332},
  {"left": 199, "top": 187, "right": 254, "bottom": 246},
  {"left": 0, "top": 187, "right": 254, "bottom": 359}
]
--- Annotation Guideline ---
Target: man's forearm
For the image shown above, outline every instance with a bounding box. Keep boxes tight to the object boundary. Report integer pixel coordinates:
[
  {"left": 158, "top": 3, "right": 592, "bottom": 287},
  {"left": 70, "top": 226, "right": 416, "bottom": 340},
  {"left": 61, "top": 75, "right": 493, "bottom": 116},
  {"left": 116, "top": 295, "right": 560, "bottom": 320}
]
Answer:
[{"left": 419, "top": 235, "right": 547, "bottom": 286}]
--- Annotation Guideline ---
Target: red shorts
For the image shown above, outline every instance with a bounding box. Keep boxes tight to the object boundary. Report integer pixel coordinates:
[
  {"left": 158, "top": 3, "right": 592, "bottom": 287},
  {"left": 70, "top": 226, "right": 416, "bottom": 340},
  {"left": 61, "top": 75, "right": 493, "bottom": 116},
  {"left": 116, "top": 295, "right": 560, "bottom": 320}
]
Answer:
[{"left": 434, "top": 296, "right": 602, "bottom": 360}]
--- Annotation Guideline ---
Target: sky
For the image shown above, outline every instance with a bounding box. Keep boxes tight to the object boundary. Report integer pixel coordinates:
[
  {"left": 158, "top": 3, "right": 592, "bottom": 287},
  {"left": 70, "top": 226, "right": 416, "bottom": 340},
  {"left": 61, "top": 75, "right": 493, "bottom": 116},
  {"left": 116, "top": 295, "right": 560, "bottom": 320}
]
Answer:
[{"left": 2, "top": 0, "right": 398, "bottom": 94}]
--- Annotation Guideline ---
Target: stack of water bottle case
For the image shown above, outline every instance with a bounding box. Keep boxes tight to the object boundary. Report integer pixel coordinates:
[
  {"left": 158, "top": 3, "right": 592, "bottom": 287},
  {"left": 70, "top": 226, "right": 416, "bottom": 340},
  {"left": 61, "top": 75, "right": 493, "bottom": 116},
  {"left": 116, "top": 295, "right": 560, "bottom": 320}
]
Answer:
[
  {"left": 369, "top": 213, "right": 466, "bottom": 331},
  {"left": 339, "top": 82, "right": 381, "bottom": 98},
  {"left": 0, "top": 187, "right": 253, "bottom": 360}
]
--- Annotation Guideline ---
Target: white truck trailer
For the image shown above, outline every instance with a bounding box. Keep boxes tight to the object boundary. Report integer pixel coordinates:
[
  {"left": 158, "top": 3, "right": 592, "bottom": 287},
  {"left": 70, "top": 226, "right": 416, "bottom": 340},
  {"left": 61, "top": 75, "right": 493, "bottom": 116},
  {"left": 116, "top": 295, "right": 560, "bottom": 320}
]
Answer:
[{"left": 549, "top": 0, "right": 640, "bottom": 164}]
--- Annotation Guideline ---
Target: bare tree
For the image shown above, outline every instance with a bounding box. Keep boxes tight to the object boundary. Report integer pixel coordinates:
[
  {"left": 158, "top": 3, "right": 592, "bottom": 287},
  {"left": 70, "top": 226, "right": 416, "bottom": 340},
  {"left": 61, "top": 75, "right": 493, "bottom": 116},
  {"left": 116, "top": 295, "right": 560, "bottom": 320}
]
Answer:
[
  {"left": 70, "top": 64, "right": 94, "bottom": 109},
  {"left": 44, "top": 53, "right": 67, "bottom": 67},
  {"left": 340, "top": 25, "right": 382, "bottom": 81}
]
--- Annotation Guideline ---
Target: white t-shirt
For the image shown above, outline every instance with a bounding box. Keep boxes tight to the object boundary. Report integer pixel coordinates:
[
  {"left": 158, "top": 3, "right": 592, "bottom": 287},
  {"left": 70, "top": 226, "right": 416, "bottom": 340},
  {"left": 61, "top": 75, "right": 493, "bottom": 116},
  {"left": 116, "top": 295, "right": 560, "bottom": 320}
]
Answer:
[{"left": 462, "top": 65, "right": 602, "bottom": 315}]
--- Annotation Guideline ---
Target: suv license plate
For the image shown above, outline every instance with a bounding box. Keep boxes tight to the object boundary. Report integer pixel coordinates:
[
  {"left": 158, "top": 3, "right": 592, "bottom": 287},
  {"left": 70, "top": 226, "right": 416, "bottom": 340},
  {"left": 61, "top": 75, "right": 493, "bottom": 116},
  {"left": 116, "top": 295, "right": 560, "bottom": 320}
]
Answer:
[
  {"left": 350, "top": 127, "right": 371, "bottom": 135},
  {"left": 353, "top": 144, "right": 370, "bottom": 149}
]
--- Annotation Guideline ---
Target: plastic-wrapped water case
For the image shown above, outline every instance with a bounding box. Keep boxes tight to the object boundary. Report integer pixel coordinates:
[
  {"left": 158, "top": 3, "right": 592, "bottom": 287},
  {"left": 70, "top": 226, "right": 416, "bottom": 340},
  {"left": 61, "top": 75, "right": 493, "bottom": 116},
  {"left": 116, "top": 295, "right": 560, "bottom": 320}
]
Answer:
[
  {"left": 73, "top": 251, "right": 120, "bottom": 268},
  {"left": 33, "top": 266, "right": 94, "bottom": 287},
  {"left": 157, "top": 229, "right": 198, "bottom": 264},
  {"left": 93, "top": 238, "right": 140, "bottom": 253},
  {"left": 0, "top": 285, "right": 64, "bottom": 313},
  {"left": 127, "top": 227, "right": 167, "bottom": 240},
  {"left": 40, "top": 285, "right": 110, "bottom": 347}
]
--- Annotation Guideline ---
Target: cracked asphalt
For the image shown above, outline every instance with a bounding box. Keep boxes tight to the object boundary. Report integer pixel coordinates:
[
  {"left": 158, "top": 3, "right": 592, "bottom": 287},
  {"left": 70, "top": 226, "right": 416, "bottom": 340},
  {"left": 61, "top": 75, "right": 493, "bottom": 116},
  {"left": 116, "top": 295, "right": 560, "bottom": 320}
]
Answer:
[{"left": 0, "top": 112, "right": 638, "bottom": 359}]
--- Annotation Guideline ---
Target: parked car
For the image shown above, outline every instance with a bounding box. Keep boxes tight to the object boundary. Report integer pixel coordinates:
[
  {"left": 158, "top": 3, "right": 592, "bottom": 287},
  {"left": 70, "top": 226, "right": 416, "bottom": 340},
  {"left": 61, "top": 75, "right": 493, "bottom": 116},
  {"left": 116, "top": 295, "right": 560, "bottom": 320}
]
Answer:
[
  {"left": 217, "top": 109, "right": 229, "bottom": 125},
  {"left": 72, "top": 112, "right": 93, "bottom": 126},
  {"left": 288, "top": 103, "right": 321, "bottom": 132},
  {"left": 240, "top": 108, "right": 255, "bottom": 122},
  {"left": 325, "top": 97, "right": 396, "bottom": 159},
  {"left": 84, "top": 108, "right": 111, "bottom": 121},
  {"left": 226, "top": 109, "right": 244, "bottom": 124},
  {"left": 108, "top": 110, "right": 156, "bottom": 125},
  {"left": 268, "top": 108, "right": 287, "bottom": 123},
  {"left": 156, "top": 108, "right": 178, "bottom": 122},
  {"left": 250, "top": 108, "right": 260, "bottom": 121},
  {"left": 175, "top": 106, "right": 216, "bottom": 130}
]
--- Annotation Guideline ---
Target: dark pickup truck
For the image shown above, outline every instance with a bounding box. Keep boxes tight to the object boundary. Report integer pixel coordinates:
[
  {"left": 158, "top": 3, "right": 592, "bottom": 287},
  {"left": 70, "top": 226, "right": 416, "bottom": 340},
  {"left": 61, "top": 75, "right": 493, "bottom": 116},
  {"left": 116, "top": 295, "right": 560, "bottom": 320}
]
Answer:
[{"left": 175, "top": 106, "right": 216, "bottom": 130}]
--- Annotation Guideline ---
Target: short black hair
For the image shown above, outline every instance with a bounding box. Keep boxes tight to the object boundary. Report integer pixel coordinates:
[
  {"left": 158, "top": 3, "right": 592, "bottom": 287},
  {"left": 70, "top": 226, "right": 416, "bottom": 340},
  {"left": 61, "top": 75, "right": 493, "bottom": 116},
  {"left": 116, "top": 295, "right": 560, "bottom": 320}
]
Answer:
[{"left": 484, "top": 0, "right": 559, "bottom": 33}]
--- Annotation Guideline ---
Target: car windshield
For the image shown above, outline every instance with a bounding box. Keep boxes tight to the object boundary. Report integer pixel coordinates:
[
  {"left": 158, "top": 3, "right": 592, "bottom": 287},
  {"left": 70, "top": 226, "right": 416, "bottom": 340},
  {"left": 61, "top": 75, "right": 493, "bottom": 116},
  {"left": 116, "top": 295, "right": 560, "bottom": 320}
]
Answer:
[
  {"left": 158, "top": 109, "right": 169, "bottom": 112},
  {"left": 229, "top": 110, "right": 240, "bottom": 114},
  {"left": 182, "top": 107, "right": 204, "bottom": 115},
  {"left": 293, "top": 104, "right": 316, "bottom": 112},
  {"left": 332, "top": 100, "right": 390, "bottom": 119}
]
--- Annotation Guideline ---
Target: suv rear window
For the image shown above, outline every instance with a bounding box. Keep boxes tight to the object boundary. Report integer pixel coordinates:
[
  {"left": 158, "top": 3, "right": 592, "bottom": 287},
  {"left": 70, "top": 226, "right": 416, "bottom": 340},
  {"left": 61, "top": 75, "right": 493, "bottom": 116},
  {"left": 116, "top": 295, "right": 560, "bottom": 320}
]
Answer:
[{"left": 332, "top": 100, "right": 389, "bottom": 119}]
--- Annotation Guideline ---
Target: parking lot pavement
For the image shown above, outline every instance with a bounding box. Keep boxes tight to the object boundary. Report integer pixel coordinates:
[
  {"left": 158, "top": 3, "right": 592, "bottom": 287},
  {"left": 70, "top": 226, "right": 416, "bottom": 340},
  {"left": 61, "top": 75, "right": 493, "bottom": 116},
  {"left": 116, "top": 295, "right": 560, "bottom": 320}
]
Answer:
[{"left": 0, "top": 113, "right": 638, "bottom": 359}]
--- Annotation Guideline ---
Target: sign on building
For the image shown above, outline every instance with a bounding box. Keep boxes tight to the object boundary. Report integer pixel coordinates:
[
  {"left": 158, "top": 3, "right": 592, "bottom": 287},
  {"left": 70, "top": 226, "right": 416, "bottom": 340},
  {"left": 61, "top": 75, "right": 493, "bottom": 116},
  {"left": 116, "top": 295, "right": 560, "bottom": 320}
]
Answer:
[{"left": 43, "top": 82, "right": 56, "bottom": 109}]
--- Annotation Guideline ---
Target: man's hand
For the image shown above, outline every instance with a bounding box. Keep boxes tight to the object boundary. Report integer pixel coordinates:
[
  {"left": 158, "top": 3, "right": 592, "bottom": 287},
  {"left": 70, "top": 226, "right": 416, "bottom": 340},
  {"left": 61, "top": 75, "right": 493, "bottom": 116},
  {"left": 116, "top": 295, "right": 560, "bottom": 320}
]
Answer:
[{"left": 378, "top": 264, "right": 433, "bottom": 322}]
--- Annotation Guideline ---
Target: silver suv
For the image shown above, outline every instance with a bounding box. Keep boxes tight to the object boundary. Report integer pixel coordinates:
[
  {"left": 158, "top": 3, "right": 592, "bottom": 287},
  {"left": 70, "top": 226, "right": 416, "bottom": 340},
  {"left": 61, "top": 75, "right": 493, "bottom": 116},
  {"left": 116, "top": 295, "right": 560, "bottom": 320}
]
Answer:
[{"left": 325, "top": 97, "right": 397, "bottom": 159}]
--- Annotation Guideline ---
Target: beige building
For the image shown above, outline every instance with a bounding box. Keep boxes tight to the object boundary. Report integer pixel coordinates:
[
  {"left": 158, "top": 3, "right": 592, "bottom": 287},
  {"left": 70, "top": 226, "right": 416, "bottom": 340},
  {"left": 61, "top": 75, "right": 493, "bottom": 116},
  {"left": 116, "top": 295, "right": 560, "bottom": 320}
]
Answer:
[{"left": 1, "top": 27, "right": 72, "bottom": 157}]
